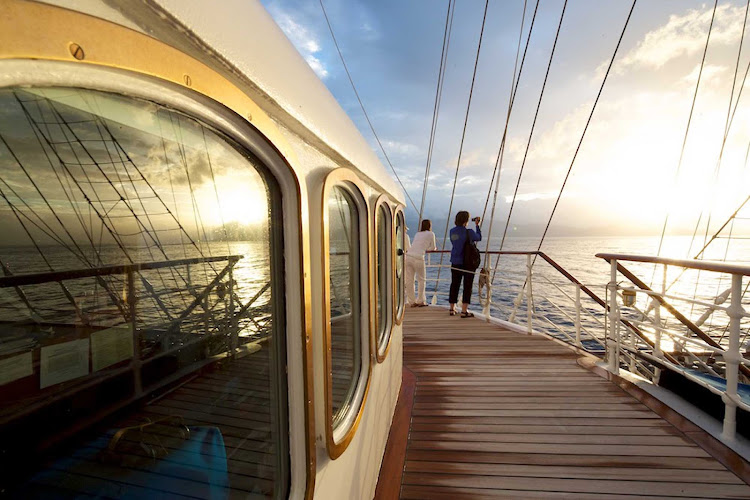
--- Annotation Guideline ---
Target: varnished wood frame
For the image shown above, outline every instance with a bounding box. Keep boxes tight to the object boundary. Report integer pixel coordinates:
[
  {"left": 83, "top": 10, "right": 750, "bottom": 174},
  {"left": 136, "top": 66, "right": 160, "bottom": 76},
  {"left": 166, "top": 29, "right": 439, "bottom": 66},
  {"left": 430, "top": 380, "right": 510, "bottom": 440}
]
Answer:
[
  {"left": 321, "top": 169, "right": 373, "bottom": 459},
  {"left": 0, "top": 1, "right": 316, "bottom": 497},
  {"left": 373, "top": 195, "right": 394, "bottom": 363},
  {"left": 393, "top": 206, "right": 407, "bottom": 326}
]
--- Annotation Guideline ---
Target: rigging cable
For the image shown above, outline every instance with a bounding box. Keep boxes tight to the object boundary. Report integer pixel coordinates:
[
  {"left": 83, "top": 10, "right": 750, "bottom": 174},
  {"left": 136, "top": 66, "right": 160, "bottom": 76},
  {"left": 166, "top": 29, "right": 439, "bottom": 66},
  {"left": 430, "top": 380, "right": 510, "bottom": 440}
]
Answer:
[
  {"left": 492, "top": 0, "right": 569, "bottom": 283},
  {"left": 418, "top": 0, "right": 456, "bottom": 228},
  {"left": 482, "top": 0, "right": 536, "bottom": 269},
  {"left": 535, "top": 0, "right": 639, "bottom": 255},
  {"left": 693, "top": 0, "right": 750, "bottom": 258},
  {"left": 319, "top": 0, "right": 419, "bottom": 214},
  {"left": 431, "top": 0, "right": 491, "bottom": 299},
  {"left": 652, "top": 0, "right": 719, "bottom": 271}
]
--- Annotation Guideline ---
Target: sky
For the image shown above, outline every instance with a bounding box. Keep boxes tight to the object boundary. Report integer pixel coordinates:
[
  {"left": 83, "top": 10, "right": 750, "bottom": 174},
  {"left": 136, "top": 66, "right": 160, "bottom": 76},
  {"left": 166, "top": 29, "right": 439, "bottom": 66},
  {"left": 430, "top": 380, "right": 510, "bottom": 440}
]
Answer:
[{"left": 261, "top": 0, "right": 750, "bottom": 241}]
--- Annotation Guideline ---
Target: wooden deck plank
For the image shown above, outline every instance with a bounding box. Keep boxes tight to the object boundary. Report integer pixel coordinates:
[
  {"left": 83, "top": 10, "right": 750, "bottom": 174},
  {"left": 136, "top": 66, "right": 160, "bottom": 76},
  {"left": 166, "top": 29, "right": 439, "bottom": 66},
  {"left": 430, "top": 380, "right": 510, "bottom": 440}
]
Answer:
[{"left": 377, "top": 307, "right": 750, "bottom": 499}]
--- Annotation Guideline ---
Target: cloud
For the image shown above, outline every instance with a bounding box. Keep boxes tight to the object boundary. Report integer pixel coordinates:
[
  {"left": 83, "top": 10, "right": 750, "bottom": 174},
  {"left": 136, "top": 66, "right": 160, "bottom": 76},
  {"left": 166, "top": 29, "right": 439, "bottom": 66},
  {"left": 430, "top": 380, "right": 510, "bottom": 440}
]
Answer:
[
  {"left": 267, "top": 5, "right": 329, "bottom": 79},
  {"left": 383, "top": 140, "right": 421, "bottom": 157},
  {"left": 503, "top": 192, "right": 556, "bottom": 203},
  {"left": 616, "top": 4, "right": 746, "bottom": 72}
]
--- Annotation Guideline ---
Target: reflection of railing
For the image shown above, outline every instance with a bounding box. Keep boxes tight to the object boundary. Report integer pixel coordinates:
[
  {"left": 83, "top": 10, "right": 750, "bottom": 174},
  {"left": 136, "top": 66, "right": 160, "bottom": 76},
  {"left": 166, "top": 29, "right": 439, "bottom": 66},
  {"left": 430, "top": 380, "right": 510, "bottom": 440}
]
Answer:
[
  {"left": 596, "top": 253, "right": 750, "bottom": 441},
  {"left": 0, "top": 254, "right": 276, "bottom": 427}
]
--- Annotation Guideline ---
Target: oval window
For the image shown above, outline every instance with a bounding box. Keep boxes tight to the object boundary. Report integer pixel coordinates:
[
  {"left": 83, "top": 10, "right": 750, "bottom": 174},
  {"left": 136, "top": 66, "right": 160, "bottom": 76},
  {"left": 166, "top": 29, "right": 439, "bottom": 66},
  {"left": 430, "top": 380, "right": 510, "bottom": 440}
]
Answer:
[
  {"left": 376, "top": 203, "right": 391, "bottom": 353},
  {"left": 327, "top": 186, "right": 362, "bottom": 427},
  {"left": 395, "top": 210, "right": 406, "bottom": 319}
]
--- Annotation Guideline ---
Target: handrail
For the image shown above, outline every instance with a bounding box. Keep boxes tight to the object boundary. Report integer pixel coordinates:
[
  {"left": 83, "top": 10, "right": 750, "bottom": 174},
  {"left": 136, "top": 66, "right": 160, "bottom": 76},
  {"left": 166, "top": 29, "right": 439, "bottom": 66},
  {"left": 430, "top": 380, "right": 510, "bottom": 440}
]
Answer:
[
  {"left": 595, "top": 253, "right": 750, "bottom": 277},
  {"left": 426, "top": 249, "right": 675, "bottom": 362},
  {"left": 0, "top": 255, "right": 243, "bottom": 287}
]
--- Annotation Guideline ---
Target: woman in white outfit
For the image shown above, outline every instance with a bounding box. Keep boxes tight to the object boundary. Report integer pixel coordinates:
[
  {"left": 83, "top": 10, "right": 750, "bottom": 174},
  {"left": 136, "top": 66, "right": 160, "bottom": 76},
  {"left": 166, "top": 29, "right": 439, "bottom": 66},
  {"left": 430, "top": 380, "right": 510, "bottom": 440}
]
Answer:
[{"left": 405, "top": 219, "right": 437, "bottom": 306}]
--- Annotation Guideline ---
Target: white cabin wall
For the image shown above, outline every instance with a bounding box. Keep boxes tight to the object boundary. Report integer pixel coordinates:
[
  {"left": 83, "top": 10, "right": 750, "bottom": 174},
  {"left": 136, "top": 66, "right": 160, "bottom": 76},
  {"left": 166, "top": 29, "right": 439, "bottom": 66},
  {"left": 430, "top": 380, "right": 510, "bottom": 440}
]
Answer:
[{"left": 279, "top": 124, "right": 403, "bottom": 499}]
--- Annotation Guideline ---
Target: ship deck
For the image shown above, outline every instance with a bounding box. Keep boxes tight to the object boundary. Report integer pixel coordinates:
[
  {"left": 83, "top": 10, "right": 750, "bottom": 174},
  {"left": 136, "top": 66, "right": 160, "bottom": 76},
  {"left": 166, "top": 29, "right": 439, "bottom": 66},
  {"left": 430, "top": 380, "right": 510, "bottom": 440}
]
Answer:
[{"left": 375, "top": 307, "right": 750, "bottom": 499}]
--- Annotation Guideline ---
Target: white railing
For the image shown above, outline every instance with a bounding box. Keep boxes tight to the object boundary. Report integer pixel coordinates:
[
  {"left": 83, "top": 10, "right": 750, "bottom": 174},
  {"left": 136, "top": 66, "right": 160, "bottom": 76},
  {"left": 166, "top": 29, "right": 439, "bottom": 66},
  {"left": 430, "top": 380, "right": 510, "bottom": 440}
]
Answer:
[
  {"left": 423, "top": 250, "right": 618, "bottom": 353},
  {"left": 596, "top": 253, "right": 750, "bottom": 441},
  {"left": 420, "top": 249, "right": 750, "bottom": 441}
]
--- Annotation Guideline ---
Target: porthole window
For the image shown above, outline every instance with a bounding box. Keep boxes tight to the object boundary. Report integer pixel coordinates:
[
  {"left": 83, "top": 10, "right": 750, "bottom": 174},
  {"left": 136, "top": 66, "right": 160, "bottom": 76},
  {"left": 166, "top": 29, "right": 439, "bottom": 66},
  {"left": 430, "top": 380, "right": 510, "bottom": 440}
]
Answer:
[
  {"left": 327, "top": 186, "right": 362, "bottom": 428},
  {"left": 394, "top": 209, "right": 406, "bottom": 322},
  {"left": 0, "top": 87, "right": 289, "bottom": 497},
  {"left": 376, "top": 203, "right": 392, "bottom": 357}
]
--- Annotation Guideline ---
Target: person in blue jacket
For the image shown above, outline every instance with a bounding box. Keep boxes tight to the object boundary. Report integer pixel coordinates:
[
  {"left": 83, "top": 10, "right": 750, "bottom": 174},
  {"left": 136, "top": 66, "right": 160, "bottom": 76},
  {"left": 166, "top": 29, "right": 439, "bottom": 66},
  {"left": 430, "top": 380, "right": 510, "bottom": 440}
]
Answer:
[{"left": 448, "top": 210, "right": 481, "bottom": 317}]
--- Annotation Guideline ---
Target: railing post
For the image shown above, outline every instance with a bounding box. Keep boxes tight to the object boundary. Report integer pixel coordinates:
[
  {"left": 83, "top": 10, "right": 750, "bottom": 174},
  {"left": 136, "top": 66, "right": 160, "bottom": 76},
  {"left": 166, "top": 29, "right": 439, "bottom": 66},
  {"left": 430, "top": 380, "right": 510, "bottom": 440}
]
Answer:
[
  {"left": 229, "top": 265, "right": 237, "bottom": 357},
  {"left": 575, "top": 284, "right": 582, "bottom": 348},
  {"left": 607, "top": 259, "right": 619, "bottom": 374},
  {"left": 526, "top": 254, "right": 533, "bottom": 334},
  {"left": 653, "top": 297, "right": 662, "bottom": 360},
  {"left": 723, "top": 273, "right": 745, "bottom": 441},
  {"left": 482, "top": 278, "right": 492, "bottom": 319},
  {"left": 127, "top": 269, "right": 142, "bottom": 397}
]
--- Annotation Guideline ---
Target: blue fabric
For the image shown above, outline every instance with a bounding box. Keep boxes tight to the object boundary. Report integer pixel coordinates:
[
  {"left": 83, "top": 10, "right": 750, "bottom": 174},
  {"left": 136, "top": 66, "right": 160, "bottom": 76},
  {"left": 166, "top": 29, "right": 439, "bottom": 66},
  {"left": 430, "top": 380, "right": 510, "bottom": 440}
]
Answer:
[
  {"left": 24, "top": 426, "right": 230, "bottom": 499},
  {"left": 449, "top": 225, "right": 481, "bottom": 265}
]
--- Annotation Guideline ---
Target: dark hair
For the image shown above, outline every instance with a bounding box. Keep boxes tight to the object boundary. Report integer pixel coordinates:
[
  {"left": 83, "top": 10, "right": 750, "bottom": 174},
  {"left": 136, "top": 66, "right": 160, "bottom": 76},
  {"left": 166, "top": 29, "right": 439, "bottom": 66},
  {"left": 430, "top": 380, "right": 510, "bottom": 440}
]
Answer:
[
  {"left": 455, "top": 211, "right": 470, "bottom": 226},
  {"left": 420, "top": 219, "right": 432, "bottom": 232}
]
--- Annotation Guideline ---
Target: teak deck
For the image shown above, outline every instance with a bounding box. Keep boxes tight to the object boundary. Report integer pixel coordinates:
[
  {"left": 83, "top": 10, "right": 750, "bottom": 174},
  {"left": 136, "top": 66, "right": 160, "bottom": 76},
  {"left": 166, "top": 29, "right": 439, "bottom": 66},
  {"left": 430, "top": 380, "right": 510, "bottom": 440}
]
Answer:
[{"left": 376, "top": 307, "right": 750, "bottom": 500}]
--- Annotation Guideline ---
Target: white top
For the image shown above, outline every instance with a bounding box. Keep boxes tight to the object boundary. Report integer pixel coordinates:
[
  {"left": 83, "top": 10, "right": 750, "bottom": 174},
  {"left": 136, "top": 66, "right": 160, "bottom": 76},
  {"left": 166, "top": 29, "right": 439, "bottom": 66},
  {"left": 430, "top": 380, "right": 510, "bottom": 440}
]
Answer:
[{"left": 406, "top": 231, "right": 436, "bottom": 259}]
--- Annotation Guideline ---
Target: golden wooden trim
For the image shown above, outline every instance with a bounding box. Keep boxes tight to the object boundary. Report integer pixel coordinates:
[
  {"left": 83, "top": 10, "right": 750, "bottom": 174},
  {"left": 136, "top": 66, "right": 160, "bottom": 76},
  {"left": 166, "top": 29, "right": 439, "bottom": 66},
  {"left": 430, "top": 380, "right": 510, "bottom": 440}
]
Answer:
[
  {"left": 0, "top": 1, "right": 316, "bottom": 495},
  {"left": 321, "top": 168, "right": 373, "bottom": 459},
  {"left": 373, "top": 195, "right": 394, "bottom": 363},
  {"left": 393, "top": 206, "right": 406, "bottom": 326}
]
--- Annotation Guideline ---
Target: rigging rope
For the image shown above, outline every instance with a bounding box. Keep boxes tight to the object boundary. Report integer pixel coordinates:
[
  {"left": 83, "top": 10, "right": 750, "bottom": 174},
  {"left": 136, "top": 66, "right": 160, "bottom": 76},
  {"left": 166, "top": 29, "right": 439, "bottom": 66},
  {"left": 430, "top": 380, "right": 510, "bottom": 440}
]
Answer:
[
  {"left": 319, "top": 0, "right": 419, "bottom": 214},
  {"left": 490, "top": 0, "right": 568, "bottom": 284},
  {"left": 653, "top": 0, "right": 719, "bottom": 269},
  {"left": 535, "top": 0, "right": 639, "bottom": 255},
  {"left": 481, "top": 0, "right": 535, "bottom": 270},
  {"left": 418, "top": 0, "right": 455, "bottom": 228},
  {"left": 432, "top": 0, "right": 491, "bottom": 299}
]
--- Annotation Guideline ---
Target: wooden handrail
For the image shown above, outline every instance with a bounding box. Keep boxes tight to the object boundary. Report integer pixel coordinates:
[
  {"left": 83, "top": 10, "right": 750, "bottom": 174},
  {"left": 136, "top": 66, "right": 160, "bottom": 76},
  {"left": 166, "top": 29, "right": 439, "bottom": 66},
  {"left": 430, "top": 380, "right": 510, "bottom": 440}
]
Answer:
[
  {"left": 0, "top": 255, "right": 242, "bottom": 288},
  {"left": 595, "top": 253, "right": 750, "bottom": 277}
]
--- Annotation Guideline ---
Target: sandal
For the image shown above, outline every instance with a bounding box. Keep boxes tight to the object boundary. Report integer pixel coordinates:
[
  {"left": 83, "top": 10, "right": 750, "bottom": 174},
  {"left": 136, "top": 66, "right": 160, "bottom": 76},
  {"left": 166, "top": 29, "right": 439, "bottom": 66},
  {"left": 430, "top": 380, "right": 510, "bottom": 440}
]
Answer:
[
  {"left": 460, "top": 311, "right": 474, "bottom": 318},
  {"left": 449, "top": 310, "right": 457, "bottom": 316}
]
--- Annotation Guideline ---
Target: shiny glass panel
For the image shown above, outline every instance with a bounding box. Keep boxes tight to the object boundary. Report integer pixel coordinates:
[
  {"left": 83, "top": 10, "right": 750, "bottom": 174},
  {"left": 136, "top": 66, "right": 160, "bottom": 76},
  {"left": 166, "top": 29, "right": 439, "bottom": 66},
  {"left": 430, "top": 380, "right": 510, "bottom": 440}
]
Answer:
[
  {"left": 395, "top": 211, "right": 405, "bottom": 315},
  {"left": 376, "top": 204, "right": 390, "bottom": 350},
  {"left": 0, "top": 87, "right": 288, "bottom": 498},
  {"left": 327, "top": 186, "right": 361, "bottom": 426}
]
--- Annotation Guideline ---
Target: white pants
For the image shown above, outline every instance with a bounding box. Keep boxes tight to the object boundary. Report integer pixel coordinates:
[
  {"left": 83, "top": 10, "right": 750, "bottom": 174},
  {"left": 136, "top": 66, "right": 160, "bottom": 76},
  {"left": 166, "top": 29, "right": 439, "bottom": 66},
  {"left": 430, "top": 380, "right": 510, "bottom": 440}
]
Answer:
[{"left": 405, "top": 255, "right": 426, "bottom": 305}]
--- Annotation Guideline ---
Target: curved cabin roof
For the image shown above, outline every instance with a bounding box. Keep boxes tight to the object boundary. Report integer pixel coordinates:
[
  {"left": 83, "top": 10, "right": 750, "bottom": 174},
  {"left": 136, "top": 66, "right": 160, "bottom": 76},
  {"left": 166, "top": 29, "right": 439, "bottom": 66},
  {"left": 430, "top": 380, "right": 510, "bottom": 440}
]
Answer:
[{"left": 40, "top": 0, "right": 404, "bottom": 202}]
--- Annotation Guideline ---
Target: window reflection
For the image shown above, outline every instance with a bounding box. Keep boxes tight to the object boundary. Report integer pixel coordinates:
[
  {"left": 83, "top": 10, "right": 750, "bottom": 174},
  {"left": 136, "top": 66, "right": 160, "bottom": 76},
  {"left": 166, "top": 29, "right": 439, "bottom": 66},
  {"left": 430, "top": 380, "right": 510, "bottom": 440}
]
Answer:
[
  {"left": 376, "top": 205, "right": 390, "bottom": 350},
  {"left": 0, "top": 88, "right": 287, "bottom": 497},
  {"left": 395, "top": 211, "right": 405, "bottom": 316},
  {"left": 327, "top": 186, "right": 361, "bottom": 426}
]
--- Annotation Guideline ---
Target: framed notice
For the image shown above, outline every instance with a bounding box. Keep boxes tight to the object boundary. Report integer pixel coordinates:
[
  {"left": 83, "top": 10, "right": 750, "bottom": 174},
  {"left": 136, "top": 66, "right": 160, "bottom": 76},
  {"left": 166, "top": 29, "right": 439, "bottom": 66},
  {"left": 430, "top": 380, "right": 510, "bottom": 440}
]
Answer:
[
  {"left": 0, "top": 352, "right": 33, "bottom": 386},
  {"left": 91, "top": 325, "right": 133, "bottom": 371},
  {"left": 40, "top": 339, "right": 89, "bottom": 389}
]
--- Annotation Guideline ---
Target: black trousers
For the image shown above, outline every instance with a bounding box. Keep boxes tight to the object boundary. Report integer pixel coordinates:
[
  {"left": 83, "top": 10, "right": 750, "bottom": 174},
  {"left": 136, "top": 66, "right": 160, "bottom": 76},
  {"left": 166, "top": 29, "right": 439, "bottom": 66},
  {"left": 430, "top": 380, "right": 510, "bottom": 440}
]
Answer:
[{"left": 449, "top": 263, "right": 475, "bottom": 305}]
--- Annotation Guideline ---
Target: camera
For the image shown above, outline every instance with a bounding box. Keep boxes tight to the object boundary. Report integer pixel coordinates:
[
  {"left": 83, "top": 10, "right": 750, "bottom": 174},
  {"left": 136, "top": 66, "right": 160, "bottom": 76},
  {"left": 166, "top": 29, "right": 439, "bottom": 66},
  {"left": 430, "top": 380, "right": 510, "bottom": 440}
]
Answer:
[{"left": 472, "top": 217, "right": 481, "bottom": 223}]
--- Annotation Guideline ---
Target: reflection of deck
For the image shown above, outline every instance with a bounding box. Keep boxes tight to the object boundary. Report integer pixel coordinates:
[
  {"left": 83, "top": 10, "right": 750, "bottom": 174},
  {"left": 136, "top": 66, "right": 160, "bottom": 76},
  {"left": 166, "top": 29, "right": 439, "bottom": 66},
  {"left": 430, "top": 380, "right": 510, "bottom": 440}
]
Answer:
[
  {"left": 377, "top": 307, "right": 750, "bottom": 499},
  {"left": 22, "top": 345, "right": 278, "bottom": 499}
]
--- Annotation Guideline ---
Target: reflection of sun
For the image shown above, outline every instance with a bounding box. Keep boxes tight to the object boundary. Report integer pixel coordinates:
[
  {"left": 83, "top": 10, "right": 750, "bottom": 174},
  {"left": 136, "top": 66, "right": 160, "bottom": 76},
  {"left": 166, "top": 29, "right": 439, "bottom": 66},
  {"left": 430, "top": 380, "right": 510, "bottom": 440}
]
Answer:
[
  {"left": 217, "top": 186, "right": 267, "bottom": 225},
  {"left": 198, "top": 176, "right": 267, "bottom": 227}
]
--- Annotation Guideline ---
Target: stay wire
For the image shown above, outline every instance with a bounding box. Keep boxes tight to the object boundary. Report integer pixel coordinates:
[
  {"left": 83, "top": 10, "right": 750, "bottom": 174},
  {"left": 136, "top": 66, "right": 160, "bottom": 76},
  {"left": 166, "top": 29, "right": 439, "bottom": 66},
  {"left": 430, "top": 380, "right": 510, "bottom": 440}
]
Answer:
[
  {"left": 653, "top": 0, "right": 719, "bottom": 268},
  {"left": 492, "top": 0, "right": 568, "bottom": 283},
  {"left": 319, "top": 0, "right": 419, "bottom": 214},
  {"left": 433, "top": 0, "right": 491, "bottom": 296},
  {"left": 481, "top": 0, "right": 534, "bottom": 270},
  {"left": 418, "top": 0, "right": 455, "bottom": 228},
  {"left": 535, "top": 0, "right": 639, "bottom": 257}
]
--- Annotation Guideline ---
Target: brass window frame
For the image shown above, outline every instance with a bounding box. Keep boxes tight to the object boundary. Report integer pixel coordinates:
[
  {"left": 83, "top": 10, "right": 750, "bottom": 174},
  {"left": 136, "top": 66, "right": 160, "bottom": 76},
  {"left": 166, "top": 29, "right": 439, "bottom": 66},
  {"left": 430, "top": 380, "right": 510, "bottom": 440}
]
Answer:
[
  {"left": 393, "top": 206, "right": 407, "bottom": 326},
  {"left": 320, "top": 169, "right": 373, "bottom": 459},
  {"left": 373, "top": 195, "right": 394, "bottom": 362}
]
